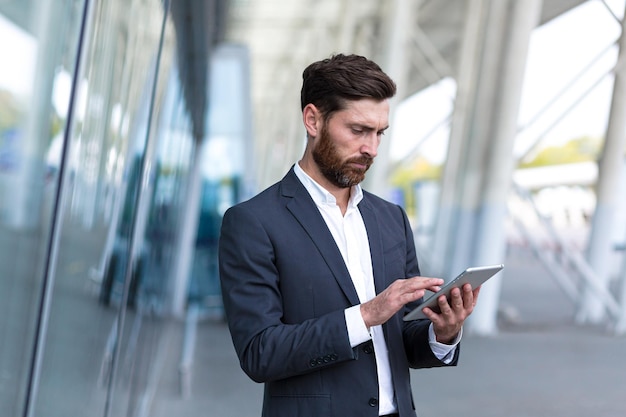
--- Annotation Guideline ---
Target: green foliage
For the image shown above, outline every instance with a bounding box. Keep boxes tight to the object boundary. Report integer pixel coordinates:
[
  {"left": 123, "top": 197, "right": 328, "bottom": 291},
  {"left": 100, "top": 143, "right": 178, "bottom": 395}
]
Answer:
[
  {"left": 1, "top": 88, "right": 64, "bottom": 148},
  {"left": 390, "top": 157, "right": 442, "bottom": 217},
  {"left": 50, "top": 111, "right": 63, "bottom": 139},
  {"left": 391, "top": 157, "right": 441, "bottom": 186},
  {"left": 519, "top": 136, "right": 602, "bottom": 168},
  {"left": 391, "top": 136, "right": 602, "bottom": 189},
  {"left": 0, "top": 89, "right": 21, "bottom": 130}
]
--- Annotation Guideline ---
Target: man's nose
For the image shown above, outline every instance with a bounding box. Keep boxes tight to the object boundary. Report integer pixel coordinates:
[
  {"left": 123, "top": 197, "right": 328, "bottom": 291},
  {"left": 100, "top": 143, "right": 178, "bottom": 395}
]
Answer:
[{"left": 360, "top": 133, "right": 379, "bottom": 158}]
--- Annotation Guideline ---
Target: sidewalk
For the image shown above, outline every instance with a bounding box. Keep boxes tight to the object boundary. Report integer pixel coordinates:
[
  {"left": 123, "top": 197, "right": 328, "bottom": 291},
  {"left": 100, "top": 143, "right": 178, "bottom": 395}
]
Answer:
[{"left": 152, "top": 244, "right": 626, "bottom": 417}]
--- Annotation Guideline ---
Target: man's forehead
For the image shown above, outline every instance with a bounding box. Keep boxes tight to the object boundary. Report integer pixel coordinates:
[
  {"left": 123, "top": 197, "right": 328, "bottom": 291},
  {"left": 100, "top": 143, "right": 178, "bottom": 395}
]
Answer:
[{"left": 337, "top": 98, "right": 390, "bottom": 126}]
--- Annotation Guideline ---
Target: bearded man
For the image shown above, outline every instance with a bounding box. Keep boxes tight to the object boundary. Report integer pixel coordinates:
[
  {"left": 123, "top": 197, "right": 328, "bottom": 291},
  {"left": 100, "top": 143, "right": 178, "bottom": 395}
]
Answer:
[{"left": 218, "top": 54, "right": 481, "bottom": 417}]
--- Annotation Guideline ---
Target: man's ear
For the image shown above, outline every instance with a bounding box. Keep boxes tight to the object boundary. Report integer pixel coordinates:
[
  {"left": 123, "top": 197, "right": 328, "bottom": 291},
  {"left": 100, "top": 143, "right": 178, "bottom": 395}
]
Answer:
[{"left": 302, "top": 104, "right": 321, "bottom": 139}]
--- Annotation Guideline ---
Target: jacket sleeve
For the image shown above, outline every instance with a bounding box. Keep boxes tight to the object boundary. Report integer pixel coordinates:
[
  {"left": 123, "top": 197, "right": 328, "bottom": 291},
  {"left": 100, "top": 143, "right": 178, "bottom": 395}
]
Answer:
[{"left": 218, "top": 204, "right": 357, "bottom": 383}]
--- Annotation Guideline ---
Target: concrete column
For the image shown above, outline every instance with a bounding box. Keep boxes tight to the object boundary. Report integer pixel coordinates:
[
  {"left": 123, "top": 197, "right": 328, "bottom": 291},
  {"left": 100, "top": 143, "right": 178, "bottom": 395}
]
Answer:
[
  {"left": 430, "top": 0, "right": 487, "bottom": 276},
  {"left": 617, "top": 167, "right": 626, "bottom": 333},
  {"left": 467, "top": 0, "right": 543, "bottom": 335},
  {"left": 445, "top": 0, "right": 512, "bottom": 282},
  {"left": 337, "top": 0, "right": 358, "bottom": 52},
  {"left": 365, "top": 0, "right": 412, "bottom": 198},
  {"left": 6, "top": 0, "right": 67, "bottom": 229},
  {"left": 579, "top": 6, "right": 626, "bottom": 324},
  {"left": 168, "top": 139, "right": 203, "bottom": 317}
]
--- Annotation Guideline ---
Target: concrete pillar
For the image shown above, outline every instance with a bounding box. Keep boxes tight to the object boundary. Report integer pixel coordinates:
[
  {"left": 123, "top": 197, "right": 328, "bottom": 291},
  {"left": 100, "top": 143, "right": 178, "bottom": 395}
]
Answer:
[
  {"left": 337, "top": 0, "right": 358, "bottom": 52},
  {"left": 6, "top": 0, "right": 67, "bottom": 229},
  {"left": 617, "top": 172, "right": 626, "bottom": 333},
  {"left": 445, "top": 0, "right": 512, "bottom": 282},
  {"left": 430, "top": 0, "right": 488, "bottom": 277},
  {"left": 168, "top": 140, "right": 203, "bottom": 317},
  {"left": 365, "top": 0, "right": 413, "bottom": 199},
  {"left": 579, "top": 5, "right": 626, "bottom": 324},
  {"left": 467, "top": 0, "right": 543, "bottom": 335}
]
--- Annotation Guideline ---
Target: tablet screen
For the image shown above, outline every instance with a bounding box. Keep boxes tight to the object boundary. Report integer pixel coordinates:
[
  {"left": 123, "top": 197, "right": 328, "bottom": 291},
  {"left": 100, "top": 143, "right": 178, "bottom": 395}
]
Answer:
[{"left": 403, "top": 264, "right": 504, "bottom": 321}]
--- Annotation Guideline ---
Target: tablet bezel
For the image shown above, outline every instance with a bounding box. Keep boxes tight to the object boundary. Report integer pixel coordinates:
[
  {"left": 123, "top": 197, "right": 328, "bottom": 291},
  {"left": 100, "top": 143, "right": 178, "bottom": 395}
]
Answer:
[{"left": 402, "top": 264, "right": 504, "bottom": 321}]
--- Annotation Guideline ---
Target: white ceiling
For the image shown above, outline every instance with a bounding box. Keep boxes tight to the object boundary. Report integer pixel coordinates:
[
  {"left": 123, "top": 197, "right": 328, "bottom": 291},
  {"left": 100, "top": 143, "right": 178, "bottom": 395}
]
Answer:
[{"left": 222, "top": 0, "right": 589, "bottom": 187}]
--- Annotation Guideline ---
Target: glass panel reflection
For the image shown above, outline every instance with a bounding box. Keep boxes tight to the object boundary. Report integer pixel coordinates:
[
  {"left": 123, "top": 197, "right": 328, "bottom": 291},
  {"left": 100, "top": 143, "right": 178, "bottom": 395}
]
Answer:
[
  {"left": 1, "top": 0, "right": 250, "bottom": 415},
  {"left": 31, "top": 0, "right": 177, "bottom": 416},
  {"left": 0, "top": 1, "right": 85, "bottom": 415}
]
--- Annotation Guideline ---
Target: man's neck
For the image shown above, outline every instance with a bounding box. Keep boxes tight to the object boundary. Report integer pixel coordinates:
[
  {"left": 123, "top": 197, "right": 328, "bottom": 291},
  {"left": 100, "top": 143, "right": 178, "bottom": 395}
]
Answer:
[{"left": 297, "top": 160, "right": 351, "bottom": 214}]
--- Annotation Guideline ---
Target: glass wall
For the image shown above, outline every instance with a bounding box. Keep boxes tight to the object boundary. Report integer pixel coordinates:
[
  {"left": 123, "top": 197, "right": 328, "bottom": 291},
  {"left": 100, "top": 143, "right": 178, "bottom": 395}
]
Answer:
[
  {"left": 0, "top": 0, "right": 249, "bottom": 416},
  {"left": 0, "top": 1, "right": 90, "bottom": 415}
]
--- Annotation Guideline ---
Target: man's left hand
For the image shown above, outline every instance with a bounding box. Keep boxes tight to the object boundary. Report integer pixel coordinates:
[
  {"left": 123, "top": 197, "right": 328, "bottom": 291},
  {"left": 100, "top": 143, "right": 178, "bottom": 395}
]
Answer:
[{"left": 422, "top": 283, "right": 481, "bottom": 344}]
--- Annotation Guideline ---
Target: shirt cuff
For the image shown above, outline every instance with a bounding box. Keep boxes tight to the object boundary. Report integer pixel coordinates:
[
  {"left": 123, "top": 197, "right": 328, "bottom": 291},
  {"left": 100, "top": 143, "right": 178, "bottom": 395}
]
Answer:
[
  {"left": 428, "top": 323, "right": 462, "bottom": 364},
  {"left": 345, "top": 305, "right": 372, "bottom": 348}
]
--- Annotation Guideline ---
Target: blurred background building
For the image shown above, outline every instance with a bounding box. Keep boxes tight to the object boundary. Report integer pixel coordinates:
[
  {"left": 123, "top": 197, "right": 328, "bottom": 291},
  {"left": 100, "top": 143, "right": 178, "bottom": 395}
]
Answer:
[{"left": 0, "top": 0, "right": 625, "bottom": 416}]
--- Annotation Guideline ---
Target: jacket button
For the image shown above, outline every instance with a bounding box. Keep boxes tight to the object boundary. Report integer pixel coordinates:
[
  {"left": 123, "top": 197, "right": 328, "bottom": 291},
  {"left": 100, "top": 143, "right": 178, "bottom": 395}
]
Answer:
[
  {"left": 363, "top": 341, "right": 374, "bottom": 354},
  {"left": 309, "top": 359, "right": 317, "bottom": 367},
  {"left": 368, "top": 397, "right": 378, "bottom": 407}
]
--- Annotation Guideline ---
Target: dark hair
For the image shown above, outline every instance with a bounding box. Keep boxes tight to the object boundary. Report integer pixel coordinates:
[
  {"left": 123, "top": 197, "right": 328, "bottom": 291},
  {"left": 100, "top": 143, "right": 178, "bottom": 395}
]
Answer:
[{"left": 300, "top": 54, "right": 397, "bottom": 120}]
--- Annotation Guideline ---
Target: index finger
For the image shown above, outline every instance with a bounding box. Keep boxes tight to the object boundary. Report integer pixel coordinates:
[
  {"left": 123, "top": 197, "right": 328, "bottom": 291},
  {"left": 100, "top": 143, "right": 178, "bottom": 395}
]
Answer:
[{"left": 404, "top": 276, "right": 444, "bottom": 292}]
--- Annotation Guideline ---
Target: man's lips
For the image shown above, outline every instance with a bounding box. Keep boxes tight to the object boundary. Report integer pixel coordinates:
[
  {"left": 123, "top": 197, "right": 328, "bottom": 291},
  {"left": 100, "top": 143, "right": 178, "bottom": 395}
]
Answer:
[
  {"left": 346, "top": 159, "right": 373, "bottom": 170},
  {"left": 348, "top": 162, "right": 367, "bottom": 170}
]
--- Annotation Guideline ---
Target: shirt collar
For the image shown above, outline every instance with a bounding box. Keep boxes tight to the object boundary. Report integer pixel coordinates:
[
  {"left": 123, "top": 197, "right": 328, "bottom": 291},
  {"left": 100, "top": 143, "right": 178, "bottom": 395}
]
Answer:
[{"left": 294, "top": 162, "right": 363, "bottom": 208}]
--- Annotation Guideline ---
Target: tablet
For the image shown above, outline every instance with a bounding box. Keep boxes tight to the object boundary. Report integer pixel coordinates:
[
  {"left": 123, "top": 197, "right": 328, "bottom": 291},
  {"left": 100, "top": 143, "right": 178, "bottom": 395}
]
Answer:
[{"left": 403, "top": 264, "right": 504, "bottom": 321}]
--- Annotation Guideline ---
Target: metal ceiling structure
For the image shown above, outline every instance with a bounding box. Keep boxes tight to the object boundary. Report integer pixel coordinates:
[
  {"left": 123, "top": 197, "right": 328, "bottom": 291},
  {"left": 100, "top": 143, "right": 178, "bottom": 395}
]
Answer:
[{"left": 223, "top": 0, "right": 588, "bottom": 189}]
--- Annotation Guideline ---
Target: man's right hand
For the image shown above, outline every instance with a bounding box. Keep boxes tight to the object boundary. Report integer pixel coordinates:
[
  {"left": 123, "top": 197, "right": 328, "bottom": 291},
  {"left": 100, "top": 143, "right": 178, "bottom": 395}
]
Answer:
[{"left": 360, "top": 277, "right": 443, "bottom": 328}]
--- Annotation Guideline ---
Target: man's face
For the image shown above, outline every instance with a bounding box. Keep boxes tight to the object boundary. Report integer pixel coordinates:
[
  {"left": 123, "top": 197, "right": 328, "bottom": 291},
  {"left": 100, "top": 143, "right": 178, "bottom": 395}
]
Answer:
[{"left": 312, "top": 98, "right": 389, "bottom": 188}]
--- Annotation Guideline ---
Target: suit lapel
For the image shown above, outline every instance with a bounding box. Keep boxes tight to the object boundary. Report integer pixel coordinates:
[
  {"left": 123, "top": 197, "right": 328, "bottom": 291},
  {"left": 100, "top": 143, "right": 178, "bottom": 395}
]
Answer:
[
  {"left": 358, "top": 197, "right": 387, "bottom": 295},
  {"left": 281, "top": 169, "right": 360, "bottom": 306}
]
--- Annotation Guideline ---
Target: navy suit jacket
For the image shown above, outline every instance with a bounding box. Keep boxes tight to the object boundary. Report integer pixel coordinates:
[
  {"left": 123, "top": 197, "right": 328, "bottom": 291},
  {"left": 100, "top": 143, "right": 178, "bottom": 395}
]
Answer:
[{"left": 219, "top": 167, "right": 458, "bottom": 417}]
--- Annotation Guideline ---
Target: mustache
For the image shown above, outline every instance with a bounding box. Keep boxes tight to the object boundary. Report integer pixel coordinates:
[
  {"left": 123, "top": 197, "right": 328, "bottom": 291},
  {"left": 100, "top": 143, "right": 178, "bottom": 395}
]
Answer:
[{"left": 345, "top": 156, "right": 374, "bottom": 167}]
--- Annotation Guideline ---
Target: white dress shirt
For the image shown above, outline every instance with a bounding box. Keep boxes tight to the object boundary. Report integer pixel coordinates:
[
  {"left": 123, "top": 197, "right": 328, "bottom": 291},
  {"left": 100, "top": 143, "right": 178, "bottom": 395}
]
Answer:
[{"left": 294, "top": 163, "right": 460, "bottom": 415}]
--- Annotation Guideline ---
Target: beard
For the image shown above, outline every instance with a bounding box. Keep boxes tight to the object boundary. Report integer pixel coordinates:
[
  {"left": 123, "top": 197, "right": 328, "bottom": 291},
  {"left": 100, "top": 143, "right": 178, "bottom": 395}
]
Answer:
[{"left": 312, "top": 124, "right": 374, "bottom": 188}]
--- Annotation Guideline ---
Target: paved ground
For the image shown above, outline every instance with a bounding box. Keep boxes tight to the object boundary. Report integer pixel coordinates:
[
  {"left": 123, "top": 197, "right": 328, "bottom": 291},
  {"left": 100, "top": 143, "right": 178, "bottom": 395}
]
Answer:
[{"left": 150, "top": 244, "right": 626, "bottom": 417}]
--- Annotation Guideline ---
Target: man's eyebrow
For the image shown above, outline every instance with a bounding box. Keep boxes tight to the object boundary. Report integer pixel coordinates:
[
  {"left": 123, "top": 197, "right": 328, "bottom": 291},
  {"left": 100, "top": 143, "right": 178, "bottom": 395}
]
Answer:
[{"left": 350, "top": 123, "right": 389, "bottom": 132}]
